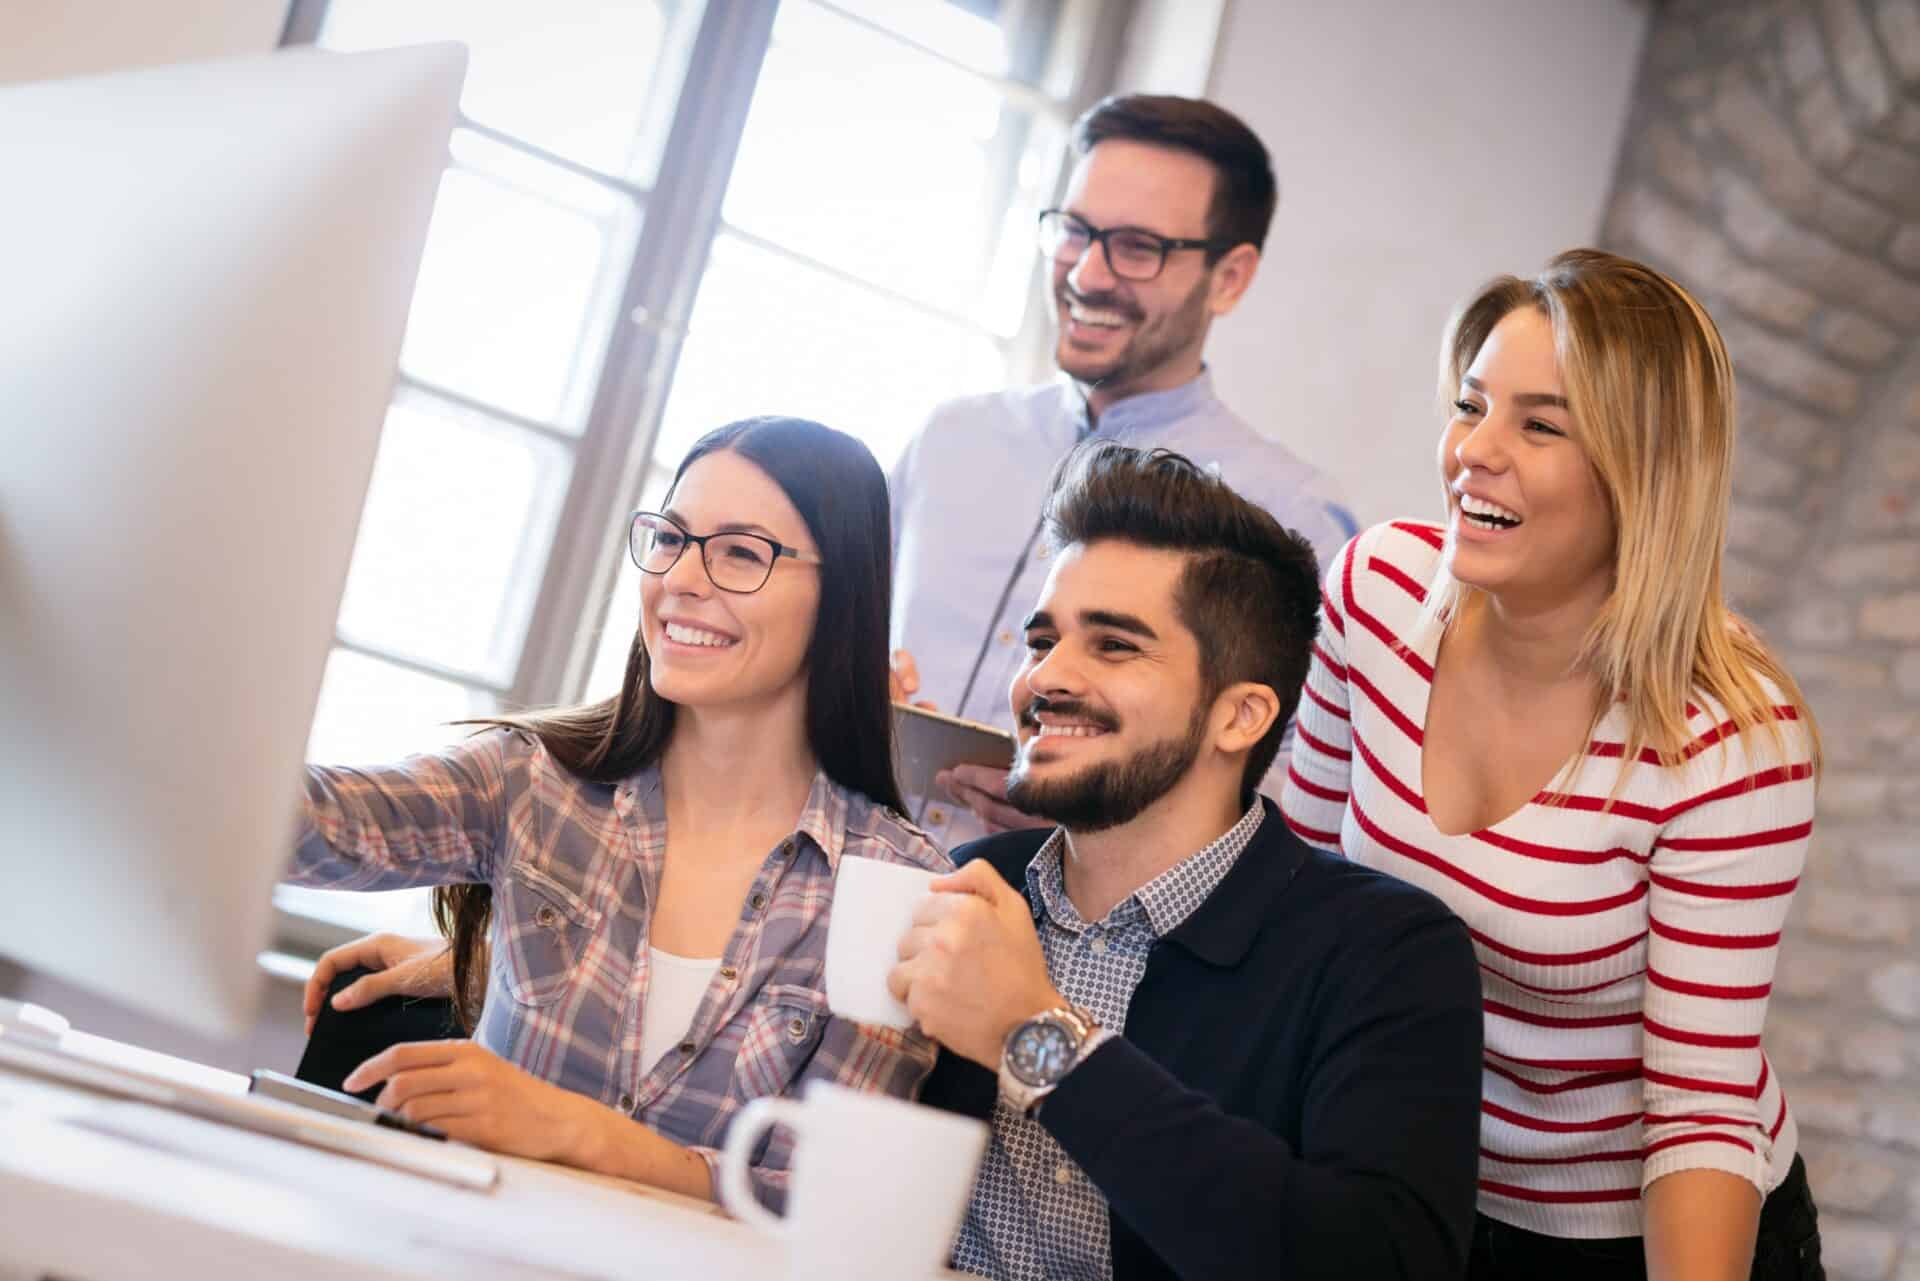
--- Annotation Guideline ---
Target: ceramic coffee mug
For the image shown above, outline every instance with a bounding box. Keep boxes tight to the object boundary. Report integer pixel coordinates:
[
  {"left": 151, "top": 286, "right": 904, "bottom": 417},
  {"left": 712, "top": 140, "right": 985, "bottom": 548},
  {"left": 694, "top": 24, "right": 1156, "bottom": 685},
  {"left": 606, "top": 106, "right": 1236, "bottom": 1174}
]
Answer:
[
  {"left": 717, "top": 1080, "right": 988, "bottom": 1281},
  {"left": 823, "top": 855, "right": 938, "bottom": 1030}
]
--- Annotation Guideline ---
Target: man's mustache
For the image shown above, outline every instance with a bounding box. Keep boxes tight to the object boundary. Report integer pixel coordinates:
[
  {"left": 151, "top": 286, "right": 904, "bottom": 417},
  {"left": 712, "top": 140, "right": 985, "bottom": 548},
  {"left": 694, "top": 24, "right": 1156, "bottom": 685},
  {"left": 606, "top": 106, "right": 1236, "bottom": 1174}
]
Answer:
[
  {"left": 1057, "top": 284, "right": 1142, "bottom": 324},
  {"left": 1018, "top": 696, "right": 1120, "bottom": 734}
]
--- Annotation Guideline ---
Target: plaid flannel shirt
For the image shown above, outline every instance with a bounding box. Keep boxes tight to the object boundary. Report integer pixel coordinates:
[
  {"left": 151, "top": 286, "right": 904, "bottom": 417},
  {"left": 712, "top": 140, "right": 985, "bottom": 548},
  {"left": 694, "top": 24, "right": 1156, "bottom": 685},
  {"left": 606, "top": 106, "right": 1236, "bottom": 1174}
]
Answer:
[{"left": 290, "top": 728, "right": 948, "bottom": 1205}]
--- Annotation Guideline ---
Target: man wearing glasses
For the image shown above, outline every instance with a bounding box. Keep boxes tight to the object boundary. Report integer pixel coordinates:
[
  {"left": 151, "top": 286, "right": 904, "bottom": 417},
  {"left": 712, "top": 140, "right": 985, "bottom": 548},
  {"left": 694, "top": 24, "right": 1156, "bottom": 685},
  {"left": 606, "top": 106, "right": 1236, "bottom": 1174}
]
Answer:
[{"left": 889, "top": 93, "right": 1354, "bottom": 847}]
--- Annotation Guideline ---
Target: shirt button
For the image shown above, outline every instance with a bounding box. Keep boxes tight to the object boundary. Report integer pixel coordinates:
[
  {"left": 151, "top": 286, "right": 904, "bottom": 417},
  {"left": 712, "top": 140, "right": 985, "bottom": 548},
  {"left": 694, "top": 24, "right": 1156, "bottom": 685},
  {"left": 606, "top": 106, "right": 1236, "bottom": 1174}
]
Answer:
[
  {"left": 534, "top": 905, "right": 559, "bottom": 928},
  {"left": 1089, "top": 936, "right": 1109, "bottom": 955},
  {"left": 618, "top": 1093, "right": 634, "bottom": 1112},
  {"left": 786, "top": 1016, "right": 810, "bottom": 1042},
  {"left": 1053, "top": 1164, "right": 1073, "bottom": 1185},
  {"left": 748, "top": 891, "right": 767, "bottom": 912},
  {"left": 720, "top": 965, "right": 738, "bottom": 982},
  {"left": 678, "top": 1041, "right": 696, "bottom": 1056},
  {"left": 1036, "top": 544, "right": 1050, "bottom": 560},
  {"left": 927, "top": 806, "right": 948, "bottom": 825}
]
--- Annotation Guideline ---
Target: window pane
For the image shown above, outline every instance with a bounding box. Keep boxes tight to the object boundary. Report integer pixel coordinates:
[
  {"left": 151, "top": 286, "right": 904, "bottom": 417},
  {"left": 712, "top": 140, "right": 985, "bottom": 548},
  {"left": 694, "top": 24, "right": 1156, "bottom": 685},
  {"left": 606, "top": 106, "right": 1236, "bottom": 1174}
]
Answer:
[
  {"left": 274, "top": 884, "right": 441, "bottom": 939},
  {"left": 400, "top": 131, "right": 639, "bottom": 429},
  {"left": 585, "top": 560, "right": 642, "bottom": 703},
  {"left": 319, "top": 0, "right": 698, "bottom": 181},
  {"left": 305, "top": 648, "right": 496, "bottom": 766},
  {"left": 335, "top": 391, "right": 572, "bottom": 682},
  {"left": 584, "top": 466, "right": 672, "bottom": 702},
  {"left": 723, "top": 1, "right": 1066, "bottom": 329},
  {"left": 654, "top": 234, "right": 1005, "bottom": 472},
  {"left": 288, "top": 652, "right": 496, "bottom": 943},
  {"left": 820, "top": 0, "right": 1015, "bottom": 75}
]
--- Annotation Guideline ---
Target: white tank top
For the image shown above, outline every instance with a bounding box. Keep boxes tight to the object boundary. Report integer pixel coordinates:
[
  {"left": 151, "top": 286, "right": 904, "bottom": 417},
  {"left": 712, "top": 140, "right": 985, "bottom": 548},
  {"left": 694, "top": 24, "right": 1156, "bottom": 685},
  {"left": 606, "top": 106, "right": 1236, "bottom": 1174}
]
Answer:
[{"left": 639, "top": 946, "right": 723, "bottom": 1074}]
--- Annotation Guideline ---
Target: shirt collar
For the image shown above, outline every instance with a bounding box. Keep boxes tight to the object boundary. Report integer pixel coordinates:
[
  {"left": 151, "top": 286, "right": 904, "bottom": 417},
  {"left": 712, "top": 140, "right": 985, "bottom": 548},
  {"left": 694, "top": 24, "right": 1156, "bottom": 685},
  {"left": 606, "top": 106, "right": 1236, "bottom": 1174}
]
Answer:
[
  {"left": 1062, "top": 367, "right": 1217, "bottom": 441},
  {"left": 1025, "top": 829, "right": 1118, "bottom": 935},
  {"left": 1129, "top": 801, "right": 1265, "bottom": 936},
  {"left": 792, "top": 768, "right": 850, "bottom": 869},
  {"left": 1022, "top": 800, "right": 1265, "bottom": 938}
]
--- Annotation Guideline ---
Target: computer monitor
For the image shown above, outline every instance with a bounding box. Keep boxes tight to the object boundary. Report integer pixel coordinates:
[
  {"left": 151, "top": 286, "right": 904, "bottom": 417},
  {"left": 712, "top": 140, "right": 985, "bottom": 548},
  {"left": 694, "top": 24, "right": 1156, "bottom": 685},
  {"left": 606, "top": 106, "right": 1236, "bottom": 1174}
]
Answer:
[{"left": 0, "top": 43, "right": 464, "bottom": 1039}]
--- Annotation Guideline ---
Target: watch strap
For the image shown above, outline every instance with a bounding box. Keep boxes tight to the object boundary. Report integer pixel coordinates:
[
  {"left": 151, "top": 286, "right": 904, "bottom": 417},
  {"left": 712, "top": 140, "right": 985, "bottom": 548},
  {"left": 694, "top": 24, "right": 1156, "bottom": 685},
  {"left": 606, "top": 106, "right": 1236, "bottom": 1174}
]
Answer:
[{"left": 998, "top": 1005, "right": 1103, "bottom": 1115}]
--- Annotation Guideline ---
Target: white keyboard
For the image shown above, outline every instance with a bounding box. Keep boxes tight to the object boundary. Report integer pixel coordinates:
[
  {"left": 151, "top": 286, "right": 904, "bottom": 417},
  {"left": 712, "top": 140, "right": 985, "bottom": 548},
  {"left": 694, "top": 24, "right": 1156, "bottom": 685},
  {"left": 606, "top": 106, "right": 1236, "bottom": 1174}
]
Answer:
[{"left": 0, "top": 1030, "right": 497, "bottom": 1191}]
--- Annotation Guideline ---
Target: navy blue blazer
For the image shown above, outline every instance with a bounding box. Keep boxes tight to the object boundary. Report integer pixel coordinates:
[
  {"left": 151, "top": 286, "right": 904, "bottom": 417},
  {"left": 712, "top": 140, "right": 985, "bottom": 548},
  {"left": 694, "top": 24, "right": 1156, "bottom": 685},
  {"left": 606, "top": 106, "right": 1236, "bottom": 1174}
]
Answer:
[{"left": 920, "top": 799, "right": 1484, "bottom": 1281}]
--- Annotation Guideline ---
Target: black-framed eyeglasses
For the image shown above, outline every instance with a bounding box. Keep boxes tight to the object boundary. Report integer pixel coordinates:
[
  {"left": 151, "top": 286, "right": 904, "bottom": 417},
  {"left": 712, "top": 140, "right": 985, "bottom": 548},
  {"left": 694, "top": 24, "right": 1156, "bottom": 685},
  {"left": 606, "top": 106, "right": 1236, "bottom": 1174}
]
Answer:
[
  {"left": 628, "top": 510, "right": 822, "bottom": 595},
  {"left": 1036, "top": 209, "right": 1229, "bottom": 282}
]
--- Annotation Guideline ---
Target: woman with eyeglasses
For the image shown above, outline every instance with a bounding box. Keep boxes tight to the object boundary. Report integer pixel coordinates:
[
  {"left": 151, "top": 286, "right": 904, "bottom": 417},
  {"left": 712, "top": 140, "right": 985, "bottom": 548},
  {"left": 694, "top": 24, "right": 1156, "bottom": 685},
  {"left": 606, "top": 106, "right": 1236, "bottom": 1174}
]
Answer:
[
  {"left": 1282, "top": 251, "right": 1824, "bottom": 1278},
  {"left": 283, "top": 416, "right": 946, "bottom": 1207}
]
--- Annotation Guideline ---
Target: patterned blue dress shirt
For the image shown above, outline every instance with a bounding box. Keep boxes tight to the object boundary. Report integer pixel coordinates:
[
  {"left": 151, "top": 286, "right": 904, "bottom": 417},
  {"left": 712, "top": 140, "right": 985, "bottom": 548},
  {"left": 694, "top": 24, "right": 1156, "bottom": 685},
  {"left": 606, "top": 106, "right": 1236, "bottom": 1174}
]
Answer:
[{"left": 949, "top": 803, "right": 1268, "bottom": 1280}]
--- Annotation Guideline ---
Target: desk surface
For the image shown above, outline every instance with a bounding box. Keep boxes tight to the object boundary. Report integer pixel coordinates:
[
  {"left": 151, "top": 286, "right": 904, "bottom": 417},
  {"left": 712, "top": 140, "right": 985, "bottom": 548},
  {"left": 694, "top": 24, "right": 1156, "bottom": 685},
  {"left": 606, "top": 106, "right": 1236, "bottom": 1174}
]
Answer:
[{"left": 0, "top": 1028, "right": 957, "bottom": 1280}]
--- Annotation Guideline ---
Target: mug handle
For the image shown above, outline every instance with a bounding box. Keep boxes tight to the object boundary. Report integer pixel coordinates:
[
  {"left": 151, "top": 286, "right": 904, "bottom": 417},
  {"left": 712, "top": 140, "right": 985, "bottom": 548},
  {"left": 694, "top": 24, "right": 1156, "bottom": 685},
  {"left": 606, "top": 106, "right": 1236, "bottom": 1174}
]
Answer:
[{"left": 717, "top": 1096, "right": 806, "bottom": 1235}]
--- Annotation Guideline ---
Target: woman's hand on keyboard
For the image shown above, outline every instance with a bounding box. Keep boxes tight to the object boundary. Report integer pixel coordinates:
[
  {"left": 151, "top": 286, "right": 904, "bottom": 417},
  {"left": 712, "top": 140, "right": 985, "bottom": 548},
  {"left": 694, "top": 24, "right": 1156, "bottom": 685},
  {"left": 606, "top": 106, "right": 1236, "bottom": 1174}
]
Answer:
[{"left": 344, "top": 1039, "right": 592, "bottom": 1165}]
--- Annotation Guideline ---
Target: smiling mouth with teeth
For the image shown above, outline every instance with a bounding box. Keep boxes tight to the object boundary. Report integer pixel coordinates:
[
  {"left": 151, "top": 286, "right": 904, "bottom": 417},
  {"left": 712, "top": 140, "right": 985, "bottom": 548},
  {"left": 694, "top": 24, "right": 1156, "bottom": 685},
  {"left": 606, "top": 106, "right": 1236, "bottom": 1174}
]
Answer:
[
  {"left": 1019, "top": 698, "right": 1116, "bottom": 740},
  {"left": 662, "top": 620, "right": 737, "bottom": 648},
  {"left": 1033, "top": 722, "right": 1107, "bottom": 739},
  {"left": 1458, "top": 493, "right": 1523, "bottom": 531},
  {"left": 1067, "top": 302, "right": 1131, "bottom": 329},
  {"left": 1061, "top": 287, "right": 1138, "bottom": 331}
]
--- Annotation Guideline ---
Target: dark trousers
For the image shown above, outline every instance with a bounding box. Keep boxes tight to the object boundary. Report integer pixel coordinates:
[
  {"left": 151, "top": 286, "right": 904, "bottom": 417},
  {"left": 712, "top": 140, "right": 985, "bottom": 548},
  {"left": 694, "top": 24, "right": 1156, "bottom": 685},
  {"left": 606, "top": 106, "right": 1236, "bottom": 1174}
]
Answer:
[{"left": 1468, "top": 1155, "right": 1823, "bottom": 1280}]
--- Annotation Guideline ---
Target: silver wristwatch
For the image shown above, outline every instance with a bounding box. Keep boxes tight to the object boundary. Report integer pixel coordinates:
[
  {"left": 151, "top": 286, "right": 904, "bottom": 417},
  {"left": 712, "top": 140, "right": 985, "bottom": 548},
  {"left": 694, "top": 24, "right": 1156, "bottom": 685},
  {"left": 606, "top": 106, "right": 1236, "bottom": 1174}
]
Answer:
[{"left": 998, "top": 1005, "right": 1109, "bottom": 1115}]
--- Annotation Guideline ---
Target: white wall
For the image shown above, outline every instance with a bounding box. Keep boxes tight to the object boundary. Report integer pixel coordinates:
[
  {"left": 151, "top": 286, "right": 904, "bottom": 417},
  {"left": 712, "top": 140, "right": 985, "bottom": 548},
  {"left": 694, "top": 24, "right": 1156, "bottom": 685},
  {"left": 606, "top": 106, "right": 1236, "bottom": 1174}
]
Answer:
[
  {"left": 0, "top": 0, "right": 288, "bottom": 85},
  {"left": 1200, "top": 0, "right": 1649, "bottom": 529},
  {"left": 1115, "top": 0, "right": 1227, "bottom": 97}
]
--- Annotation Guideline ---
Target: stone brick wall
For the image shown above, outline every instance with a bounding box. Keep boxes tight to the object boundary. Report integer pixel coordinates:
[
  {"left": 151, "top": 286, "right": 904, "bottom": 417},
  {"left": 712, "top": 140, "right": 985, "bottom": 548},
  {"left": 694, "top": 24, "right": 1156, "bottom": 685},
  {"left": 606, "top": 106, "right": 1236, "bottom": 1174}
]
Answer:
[{"left": 1602, "top": 2, "right": 1920, "bottom": 1275}]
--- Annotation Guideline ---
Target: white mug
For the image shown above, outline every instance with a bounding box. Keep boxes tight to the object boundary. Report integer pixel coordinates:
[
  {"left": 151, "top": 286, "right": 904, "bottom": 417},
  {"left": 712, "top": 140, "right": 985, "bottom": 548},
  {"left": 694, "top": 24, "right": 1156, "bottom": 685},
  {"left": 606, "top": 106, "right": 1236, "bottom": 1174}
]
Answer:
[
  {"left": 825, "top": 855, "right": 938, "bottom": 1029},
  {"left": 718, "top": 1080, "right": 988, "bottom": 1281}
]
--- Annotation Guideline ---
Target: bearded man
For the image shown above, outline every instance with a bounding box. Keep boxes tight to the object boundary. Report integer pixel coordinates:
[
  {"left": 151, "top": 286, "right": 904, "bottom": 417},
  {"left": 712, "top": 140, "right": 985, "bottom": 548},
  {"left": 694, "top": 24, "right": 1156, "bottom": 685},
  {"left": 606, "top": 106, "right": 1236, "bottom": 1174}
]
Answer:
[{"left": 891, "top": 442, "right": 1481, "bottom": 1281}]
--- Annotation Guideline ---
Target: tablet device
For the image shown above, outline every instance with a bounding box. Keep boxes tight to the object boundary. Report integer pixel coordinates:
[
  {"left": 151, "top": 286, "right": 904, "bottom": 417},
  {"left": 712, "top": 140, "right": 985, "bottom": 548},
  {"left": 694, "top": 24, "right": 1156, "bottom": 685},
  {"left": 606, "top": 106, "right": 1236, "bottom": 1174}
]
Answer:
[{"left": 892, "top": 702, "right": 1016, "bottom": 808}]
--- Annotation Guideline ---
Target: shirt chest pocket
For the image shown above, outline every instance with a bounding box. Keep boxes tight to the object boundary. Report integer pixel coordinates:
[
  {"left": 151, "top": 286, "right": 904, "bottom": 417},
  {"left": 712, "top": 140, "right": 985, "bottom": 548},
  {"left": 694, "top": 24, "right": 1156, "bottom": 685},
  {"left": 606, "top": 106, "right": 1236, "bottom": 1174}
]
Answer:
[
  {"left": 728, "top": 983, "right": 831, "bottom": 1102},
  {"left": 498, "top": 862, "right": 603, "bottom": 1008}
]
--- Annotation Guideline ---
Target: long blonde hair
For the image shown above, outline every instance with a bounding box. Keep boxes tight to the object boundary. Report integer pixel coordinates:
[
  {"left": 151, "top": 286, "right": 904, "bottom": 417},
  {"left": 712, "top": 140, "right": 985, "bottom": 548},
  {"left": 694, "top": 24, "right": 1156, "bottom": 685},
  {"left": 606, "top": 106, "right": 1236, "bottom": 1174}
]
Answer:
[{"left": 1429, "top": 248, "right": 1820, "bottom": 778}]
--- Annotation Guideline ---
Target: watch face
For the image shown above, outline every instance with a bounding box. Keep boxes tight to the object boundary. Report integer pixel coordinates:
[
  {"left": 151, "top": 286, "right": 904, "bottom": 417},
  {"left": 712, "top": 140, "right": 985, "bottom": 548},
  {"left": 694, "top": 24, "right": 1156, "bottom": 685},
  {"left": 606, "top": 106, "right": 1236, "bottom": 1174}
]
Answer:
[{"left": 1007, "top": 1020, "right": 1077, "bottom": 1088}]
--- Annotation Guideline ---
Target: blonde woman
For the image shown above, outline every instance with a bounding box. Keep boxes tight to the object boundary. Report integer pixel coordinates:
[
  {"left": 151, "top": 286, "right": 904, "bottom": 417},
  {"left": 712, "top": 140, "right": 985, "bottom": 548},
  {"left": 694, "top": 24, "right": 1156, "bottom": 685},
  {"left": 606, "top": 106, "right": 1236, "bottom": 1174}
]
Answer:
[{"left": 1282, "top": 250, "right": 1824, "bottom": 1279}]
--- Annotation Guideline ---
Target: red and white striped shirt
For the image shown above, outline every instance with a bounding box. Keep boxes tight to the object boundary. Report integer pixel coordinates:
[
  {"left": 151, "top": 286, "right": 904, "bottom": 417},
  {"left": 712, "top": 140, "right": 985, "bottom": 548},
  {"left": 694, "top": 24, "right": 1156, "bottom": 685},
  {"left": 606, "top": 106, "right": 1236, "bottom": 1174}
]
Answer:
[{"left": 1281, "top": 521, "right": 1814, "bottom": 1239}]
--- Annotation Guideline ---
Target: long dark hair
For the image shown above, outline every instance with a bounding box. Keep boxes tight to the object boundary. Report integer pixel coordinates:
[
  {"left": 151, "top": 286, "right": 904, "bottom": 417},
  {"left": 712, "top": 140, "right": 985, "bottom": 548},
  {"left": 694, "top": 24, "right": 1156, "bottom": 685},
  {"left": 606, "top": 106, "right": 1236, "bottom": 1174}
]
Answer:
[{"left": 434, "top": 416, "right": 903, "bottom": 1029}]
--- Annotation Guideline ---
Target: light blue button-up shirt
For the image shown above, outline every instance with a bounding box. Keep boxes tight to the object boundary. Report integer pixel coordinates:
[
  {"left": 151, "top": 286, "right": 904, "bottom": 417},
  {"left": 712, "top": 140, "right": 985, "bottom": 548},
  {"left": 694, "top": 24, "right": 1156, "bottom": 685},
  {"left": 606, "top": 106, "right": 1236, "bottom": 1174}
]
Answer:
[{"left": 888, "top": 372, "right": 1353, "bottom": 849}]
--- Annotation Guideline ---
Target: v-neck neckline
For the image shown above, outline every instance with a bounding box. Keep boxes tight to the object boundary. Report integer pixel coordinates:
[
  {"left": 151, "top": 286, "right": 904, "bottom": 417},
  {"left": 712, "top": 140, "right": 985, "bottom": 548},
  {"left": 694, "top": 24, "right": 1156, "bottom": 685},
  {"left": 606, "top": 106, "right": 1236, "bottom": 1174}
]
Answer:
[{"left": 1411, "top": 623, "right": 1608, "bottom": 841}]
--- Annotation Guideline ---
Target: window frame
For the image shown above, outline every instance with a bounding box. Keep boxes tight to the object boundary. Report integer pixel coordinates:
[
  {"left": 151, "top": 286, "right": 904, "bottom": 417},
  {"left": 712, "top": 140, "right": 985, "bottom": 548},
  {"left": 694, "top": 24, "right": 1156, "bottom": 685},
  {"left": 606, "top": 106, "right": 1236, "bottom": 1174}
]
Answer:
[{"left": 274, "top": 0, "right": 1130, "bottom": 950}]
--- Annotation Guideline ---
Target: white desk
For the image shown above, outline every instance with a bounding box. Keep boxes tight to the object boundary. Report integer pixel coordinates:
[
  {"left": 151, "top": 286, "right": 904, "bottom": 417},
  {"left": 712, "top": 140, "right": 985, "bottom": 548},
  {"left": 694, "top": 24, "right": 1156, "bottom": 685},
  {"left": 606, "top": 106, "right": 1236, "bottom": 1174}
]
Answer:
[{"left": 0, "top": 1030, "right": 800, "bottom": 1280}]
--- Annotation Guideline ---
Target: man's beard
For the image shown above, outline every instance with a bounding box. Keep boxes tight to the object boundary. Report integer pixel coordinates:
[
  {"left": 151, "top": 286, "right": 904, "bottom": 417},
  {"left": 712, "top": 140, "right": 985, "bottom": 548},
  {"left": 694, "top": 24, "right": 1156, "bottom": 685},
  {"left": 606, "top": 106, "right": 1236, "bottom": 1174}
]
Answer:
[
  {"left": 1006, "top": 696, "right": 1210, "bottom": 834},
  {"left": 1054, "top": 271, "right": 1211, "bottom": 394}
]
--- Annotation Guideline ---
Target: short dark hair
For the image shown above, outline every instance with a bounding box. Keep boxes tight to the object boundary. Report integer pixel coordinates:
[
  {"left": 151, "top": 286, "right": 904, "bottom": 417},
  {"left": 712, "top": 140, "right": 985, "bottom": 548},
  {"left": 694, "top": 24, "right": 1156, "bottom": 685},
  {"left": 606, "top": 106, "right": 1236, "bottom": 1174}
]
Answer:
[
  {"left": 1072, "top": 93, "right": 1278, "bottom": 256},
  {"left": 1041, "top": 441, "right": 1320, "bottom": 804}
]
